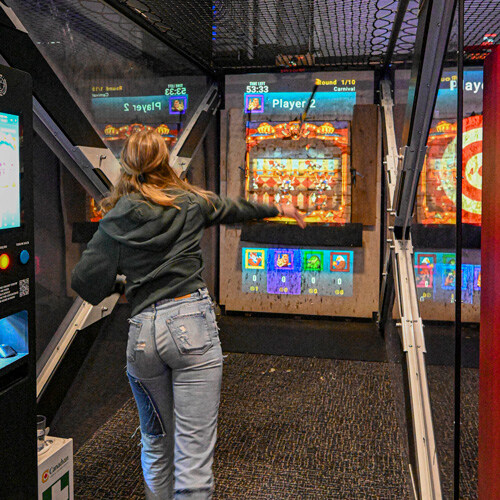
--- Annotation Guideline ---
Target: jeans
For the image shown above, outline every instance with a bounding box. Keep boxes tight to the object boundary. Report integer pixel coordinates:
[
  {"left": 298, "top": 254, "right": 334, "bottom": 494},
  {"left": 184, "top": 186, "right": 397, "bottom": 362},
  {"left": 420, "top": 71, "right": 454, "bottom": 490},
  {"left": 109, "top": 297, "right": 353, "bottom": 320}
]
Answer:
[{"left": 126, "top": 288, "right": 223, "bottom": 500}]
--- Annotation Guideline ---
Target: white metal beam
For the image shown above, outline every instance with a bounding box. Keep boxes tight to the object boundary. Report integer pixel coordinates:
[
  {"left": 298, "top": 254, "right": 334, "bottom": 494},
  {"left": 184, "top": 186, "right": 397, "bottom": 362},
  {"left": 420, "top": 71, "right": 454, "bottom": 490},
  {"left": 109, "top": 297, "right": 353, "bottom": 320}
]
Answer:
[
  {"left": 381, "top": 80, "right": 442, "bottom": 499},
  {"left": 36, "top": 294, "right": 120, "bottom": 401}
]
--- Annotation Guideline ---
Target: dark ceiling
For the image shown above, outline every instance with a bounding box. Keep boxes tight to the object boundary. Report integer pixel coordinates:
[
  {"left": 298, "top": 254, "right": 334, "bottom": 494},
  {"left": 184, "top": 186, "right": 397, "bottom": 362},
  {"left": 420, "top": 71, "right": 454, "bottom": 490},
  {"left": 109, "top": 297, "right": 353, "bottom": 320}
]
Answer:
[
  {"left": 5, "top": 0, "right": 500, "bottom": 78},
  {"left": 105, "top": 0, "right": 500, "bottom": 73}
]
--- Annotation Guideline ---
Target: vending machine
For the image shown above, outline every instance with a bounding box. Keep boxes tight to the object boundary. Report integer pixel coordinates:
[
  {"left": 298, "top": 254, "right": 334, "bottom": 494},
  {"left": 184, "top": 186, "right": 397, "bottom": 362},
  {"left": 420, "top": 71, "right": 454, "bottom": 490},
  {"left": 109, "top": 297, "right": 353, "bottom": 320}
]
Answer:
[{"left": 0, "top": 64, "right": 37, "bottom": 496}]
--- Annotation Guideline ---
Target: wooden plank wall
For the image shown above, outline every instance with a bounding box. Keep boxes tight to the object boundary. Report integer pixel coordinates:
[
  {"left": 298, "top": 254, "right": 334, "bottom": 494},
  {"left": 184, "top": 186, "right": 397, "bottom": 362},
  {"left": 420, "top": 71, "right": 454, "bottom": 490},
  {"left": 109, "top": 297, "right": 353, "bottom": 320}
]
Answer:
[
  {"left": 351, "top": 105, "right": 380, "bottom": 226},
  {"left": 219, "top": 109, "right": 382, "bottom": 318}
]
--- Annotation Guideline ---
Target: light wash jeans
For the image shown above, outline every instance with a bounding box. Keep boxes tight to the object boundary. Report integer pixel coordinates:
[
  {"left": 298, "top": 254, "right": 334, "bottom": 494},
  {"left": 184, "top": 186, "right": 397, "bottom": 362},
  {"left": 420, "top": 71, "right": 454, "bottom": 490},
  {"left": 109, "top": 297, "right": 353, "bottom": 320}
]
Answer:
[{"left": 126, "top": 288, "right": 223, "bottom": 500}]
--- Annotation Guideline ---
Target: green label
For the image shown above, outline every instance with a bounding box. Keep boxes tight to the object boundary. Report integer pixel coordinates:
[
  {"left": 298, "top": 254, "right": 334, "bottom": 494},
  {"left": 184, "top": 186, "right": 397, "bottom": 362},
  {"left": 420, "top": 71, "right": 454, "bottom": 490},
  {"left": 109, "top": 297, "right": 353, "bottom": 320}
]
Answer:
[{"left": 42, "top": 471, "right": 69, "bottom": 500}]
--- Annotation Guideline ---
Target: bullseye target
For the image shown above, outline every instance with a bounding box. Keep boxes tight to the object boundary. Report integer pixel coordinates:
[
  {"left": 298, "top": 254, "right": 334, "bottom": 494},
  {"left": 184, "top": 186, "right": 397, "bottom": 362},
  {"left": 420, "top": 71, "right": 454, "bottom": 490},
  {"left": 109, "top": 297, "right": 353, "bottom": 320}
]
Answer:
[
  {"left": 462, "top": 115, "right": 482, "bottom": 224},
  {"left": 419, "top": 115, "right": 483, "bottom": 225}
]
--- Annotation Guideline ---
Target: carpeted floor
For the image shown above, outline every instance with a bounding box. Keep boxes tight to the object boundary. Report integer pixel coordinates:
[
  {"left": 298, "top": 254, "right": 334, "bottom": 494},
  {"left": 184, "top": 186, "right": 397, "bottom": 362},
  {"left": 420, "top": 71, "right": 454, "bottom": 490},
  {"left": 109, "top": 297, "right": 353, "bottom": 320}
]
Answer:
[
  {"left": 427, "top": 366, "right": 479, "bottom": 499},
  {"left": 74, "top": 354, "right": 413, "bottom": 499}
]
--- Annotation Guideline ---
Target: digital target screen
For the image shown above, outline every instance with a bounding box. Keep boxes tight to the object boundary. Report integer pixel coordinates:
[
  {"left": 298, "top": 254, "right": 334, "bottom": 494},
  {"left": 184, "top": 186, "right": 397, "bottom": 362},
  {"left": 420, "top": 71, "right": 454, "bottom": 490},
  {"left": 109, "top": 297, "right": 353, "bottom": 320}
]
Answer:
[
  {"left": 417, "top": 69, "right": 483, "bottom": 225},
  {"left": 242, "top": 247, "right": 353, "bottom": 296}
]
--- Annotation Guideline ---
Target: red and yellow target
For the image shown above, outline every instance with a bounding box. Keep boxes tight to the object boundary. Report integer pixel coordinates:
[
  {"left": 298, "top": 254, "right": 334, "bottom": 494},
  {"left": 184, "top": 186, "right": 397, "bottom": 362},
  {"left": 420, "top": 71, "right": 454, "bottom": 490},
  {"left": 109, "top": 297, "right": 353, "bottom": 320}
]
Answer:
[
  {"left": 419, "top": 115, "right": 482, "bottom": 225},
  {"left": 441, "top": 115, "right": 482, "bottom": 225}
]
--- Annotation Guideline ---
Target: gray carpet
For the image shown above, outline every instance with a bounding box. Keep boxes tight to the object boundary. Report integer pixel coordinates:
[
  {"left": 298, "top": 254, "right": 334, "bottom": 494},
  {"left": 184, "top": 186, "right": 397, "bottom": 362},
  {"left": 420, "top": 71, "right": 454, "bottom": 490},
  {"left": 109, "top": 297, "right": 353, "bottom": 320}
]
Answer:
[
  {"left": 74, "top": 354, "right": 413, "bottom": 499},
  {"left": 427, "top": 366, "right": 479, "bottom": 499}
]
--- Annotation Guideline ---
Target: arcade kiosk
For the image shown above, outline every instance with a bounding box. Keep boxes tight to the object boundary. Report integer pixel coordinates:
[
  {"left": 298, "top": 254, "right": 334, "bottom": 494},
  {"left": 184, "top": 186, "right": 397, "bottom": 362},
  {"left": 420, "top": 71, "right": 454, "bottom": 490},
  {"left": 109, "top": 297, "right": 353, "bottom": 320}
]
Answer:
[{"left": 0, "top": 64, "right": 37, "bottom": 497}]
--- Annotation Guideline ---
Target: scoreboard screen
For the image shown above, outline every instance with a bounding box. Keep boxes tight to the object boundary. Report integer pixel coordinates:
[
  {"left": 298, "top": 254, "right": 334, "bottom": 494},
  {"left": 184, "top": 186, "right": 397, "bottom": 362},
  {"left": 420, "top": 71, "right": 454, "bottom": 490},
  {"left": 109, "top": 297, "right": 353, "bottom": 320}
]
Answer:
[
  {"left": 90, "top": 77, "right": 208, "bottom": 157},
  {"left": 242, "top": 247, "right": 354, "bottom": 297},
  {"left": 226, "top": 71, "right": 374, "bottom": 117},
  {"left": 414, "top": 252, "right": 480, "bottom": 305}
]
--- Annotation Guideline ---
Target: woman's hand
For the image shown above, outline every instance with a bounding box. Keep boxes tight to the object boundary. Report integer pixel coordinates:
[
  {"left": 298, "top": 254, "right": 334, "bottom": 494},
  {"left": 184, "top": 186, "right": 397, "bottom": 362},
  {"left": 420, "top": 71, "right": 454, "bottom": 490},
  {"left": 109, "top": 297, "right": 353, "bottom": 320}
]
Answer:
[{"left": 276, "top": 203, "right": 307, "bottom": 229}]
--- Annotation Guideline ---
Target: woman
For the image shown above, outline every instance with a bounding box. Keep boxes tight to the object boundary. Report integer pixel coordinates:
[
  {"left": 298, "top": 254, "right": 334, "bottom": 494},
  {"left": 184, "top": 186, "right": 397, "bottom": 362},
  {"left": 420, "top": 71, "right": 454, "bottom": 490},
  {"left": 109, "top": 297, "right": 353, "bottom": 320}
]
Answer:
[{"left": 71, "top": 130, "right": 305, "bottom": 499}]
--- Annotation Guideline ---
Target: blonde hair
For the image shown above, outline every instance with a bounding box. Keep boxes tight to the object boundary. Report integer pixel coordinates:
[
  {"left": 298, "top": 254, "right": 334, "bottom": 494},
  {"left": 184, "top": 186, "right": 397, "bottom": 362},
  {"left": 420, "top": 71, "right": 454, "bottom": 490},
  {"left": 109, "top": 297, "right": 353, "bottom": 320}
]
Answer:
[{"left": 101, "top": 130, "right": 212, "bottom": 213}]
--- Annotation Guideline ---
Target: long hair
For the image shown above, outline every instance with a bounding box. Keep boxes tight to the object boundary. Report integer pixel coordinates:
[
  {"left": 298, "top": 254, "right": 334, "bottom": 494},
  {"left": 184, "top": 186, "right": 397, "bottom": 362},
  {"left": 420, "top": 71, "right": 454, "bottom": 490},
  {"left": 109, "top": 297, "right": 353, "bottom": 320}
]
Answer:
[{"left": 100, "top": 130, "right": 212, "bottom": 212}]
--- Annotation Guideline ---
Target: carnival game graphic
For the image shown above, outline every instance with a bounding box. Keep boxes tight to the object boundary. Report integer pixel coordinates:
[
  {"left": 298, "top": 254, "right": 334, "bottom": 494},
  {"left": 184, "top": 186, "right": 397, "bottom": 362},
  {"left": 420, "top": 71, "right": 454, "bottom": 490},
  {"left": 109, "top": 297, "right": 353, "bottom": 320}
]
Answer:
[
  {"left": 414, "top": 252, "right": 480, "bottom": 305},
  {"left": 245, "top": 121, "right": 350, "bottom": 224}
]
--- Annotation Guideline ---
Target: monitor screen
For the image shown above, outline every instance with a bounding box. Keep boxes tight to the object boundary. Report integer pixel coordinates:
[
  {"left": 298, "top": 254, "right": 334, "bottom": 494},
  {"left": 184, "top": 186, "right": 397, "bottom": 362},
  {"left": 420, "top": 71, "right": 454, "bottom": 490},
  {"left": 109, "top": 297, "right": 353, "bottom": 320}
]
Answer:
[
  {"left": 0, "top": 112, "right": 21, "bottom": 230},
  {"left": 242, "top": 247, "right": 354, "bottom": 297}
]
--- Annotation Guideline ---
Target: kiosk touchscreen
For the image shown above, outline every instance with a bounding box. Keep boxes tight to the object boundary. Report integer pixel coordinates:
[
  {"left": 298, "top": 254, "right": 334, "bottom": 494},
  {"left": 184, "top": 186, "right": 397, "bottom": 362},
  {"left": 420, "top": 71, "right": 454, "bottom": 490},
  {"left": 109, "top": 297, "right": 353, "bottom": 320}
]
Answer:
[
  {"left": 0, "top": 64, "right": 37, "bottom": 497},
  {"left": 0, "top": 111, "right": 29, "bottom": 370}
]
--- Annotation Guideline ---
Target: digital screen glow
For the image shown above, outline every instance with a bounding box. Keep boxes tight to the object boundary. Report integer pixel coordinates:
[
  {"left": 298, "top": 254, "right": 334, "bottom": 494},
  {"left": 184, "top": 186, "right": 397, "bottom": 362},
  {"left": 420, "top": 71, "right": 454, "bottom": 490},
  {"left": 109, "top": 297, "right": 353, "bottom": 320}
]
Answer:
[
  {"left": 417, "top": 69, "right": 483, "bottom": 225},
  {"left": 246, "top": 121, "right": 350, "bottom": 224},
  {"left": 0, "top": 310, "right": 28, "bottom": 370},
  {"left": 234, "top": 73, "right": 368, "bottom": 226},
  {"left": 242, "top": 247, "right": 354, "bottom": 296},
  {"left": 89, "top": 76, "right": 208, "bottom": 158},
  {"left": 418, "top": 115, "right": 482, "bottom": 225},
  {"left": 414, "top": 252, "right": 480, "bottom": 304},
  {"left": 0, "top": 112, "right": 21, "bottom": 230},
  {"left": 244, "top": 91, "right": 357, "bottom": 116}
]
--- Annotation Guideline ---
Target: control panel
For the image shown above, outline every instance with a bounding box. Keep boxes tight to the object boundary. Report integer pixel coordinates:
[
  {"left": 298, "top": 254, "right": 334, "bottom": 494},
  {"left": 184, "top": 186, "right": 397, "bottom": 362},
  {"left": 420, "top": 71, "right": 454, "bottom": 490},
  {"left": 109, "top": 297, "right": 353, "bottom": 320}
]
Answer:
[
  {"left": 0, "top": 71, "right": 34, "bottom": 374},
  {"left": 0, "top": 63, "right": 37, "bottom": 497}
]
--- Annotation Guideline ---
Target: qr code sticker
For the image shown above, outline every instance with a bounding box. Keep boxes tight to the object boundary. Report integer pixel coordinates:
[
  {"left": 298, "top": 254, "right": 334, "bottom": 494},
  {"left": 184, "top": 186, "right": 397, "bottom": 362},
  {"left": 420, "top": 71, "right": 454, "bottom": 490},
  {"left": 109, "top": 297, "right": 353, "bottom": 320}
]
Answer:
[{"left": 19, "top": 278, "right": 29, "bottom": 297}]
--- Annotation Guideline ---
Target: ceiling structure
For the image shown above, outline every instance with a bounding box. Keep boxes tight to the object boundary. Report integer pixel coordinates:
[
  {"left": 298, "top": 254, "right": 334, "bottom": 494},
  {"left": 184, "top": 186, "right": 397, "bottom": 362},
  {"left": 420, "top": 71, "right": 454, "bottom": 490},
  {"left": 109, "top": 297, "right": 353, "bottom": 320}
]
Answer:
[
  {"left": 104, "top": 0, "right": 499, "bottom": 73},
  {"left": 3, "top": 0, "right": 500, "bottom": 77},
  {"left": 4, "top": 0, "right": 205, "bottom": 77}
]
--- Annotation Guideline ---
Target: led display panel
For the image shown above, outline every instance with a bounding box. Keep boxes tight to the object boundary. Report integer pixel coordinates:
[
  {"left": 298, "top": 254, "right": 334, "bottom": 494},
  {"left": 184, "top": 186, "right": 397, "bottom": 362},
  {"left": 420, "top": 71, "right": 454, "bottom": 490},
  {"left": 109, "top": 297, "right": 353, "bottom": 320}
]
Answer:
[
  {"left": 0, "top": 112, "right": 21, "bottom": 230},
  {"left": 414, "top": 252, "right": 480, "bottom": 305},
  {"left": 417, "top": 69, "right": 483, "bottom": 225},
  {"left": 242, "top": 247, "right": 354, "bottom": 297}
]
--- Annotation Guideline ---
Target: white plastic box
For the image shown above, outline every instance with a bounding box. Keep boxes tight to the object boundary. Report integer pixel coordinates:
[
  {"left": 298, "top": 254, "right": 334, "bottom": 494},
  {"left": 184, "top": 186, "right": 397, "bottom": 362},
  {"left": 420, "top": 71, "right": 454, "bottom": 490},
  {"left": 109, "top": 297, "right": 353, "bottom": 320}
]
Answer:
[{"left": 37, "top": 437, "right": 73, "bottom": 500}]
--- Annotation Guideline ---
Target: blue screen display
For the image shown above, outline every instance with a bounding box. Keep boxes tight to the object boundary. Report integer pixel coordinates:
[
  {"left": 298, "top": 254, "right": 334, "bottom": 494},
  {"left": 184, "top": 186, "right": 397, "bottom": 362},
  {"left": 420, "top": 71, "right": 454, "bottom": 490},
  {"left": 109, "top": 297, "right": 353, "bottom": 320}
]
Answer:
[
  {"left": 414, "top": 252, "right": 480, "bottom": 304},
  {"left": 0, "top": 112, "right": 20, "bottom": 230},
  {"left": 242, "top": 247, "right": 354, "bottom": 296},
  {"left": 0, "top": 310, "right": 28, "bottom": 370}
]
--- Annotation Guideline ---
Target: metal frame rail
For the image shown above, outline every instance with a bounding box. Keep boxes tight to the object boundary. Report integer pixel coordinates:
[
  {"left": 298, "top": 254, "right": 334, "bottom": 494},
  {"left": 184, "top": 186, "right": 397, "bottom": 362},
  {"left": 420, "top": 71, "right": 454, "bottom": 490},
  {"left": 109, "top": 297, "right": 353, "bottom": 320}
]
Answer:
[
  {"left": 36, "top": 80, "right": 220, "bottom": 398},
  {"left": 378, "top": 0, "right": 458, "bottom": 497},
  {"left": 37, "top": 82, "right": 220, "bottom": 398},
  {"left": 0, "top": 2, "right": 122, "bottom": 400},
  {"left": 380, "top": 80, "right": 442, "bottom": 500},
  {"left": 32, "top": 99, "right": 123, "bottom": 400},
  {"left": 169, "top": 83, "right": 221, "bottom": 176}
]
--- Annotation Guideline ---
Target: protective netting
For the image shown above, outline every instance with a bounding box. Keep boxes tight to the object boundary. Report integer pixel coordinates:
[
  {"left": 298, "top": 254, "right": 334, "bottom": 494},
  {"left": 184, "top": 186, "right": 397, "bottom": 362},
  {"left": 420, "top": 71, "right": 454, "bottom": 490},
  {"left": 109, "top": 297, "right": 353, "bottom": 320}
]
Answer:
[
  {"left": 111, "top": 0, "right": 499, "bottom": 70},
  {"left": 114, "top": 0, "right": 418, "bottom": 70},
  {"left": 7, "top": 0, "right": 203, "bottom": 77},
  {"left": 9, "top": 0, "right": 500, "bottom": 72},
  {"left": 392, "top": 0, "right": 419, "bottom": 62}
]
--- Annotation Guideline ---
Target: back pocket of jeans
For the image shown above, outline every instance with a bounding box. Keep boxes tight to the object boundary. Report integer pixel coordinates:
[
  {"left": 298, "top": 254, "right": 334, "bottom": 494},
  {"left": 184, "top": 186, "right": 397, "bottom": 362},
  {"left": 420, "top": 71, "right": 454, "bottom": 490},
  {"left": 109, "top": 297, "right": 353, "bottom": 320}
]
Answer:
[{"left": 166, "top": 311, "right": 213, "bottom": 355}]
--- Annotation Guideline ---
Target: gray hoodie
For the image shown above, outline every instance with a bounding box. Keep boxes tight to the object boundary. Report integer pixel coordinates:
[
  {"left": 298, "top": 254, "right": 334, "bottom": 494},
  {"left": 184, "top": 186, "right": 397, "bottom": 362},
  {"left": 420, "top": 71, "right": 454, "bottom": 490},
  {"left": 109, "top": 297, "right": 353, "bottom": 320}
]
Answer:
[{"left": 71, "top": 190, "right": 278, "bottom": 316}]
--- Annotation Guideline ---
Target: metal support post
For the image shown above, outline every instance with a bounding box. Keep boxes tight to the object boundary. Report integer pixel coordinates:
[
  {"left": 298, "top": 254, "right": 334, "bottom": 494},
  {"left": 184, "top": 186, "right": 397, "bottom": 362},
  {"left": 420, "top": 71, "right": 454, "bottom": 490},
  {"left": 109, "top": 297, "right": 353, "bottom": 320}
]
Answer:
[
  {"left": 391, "top": 235, "right": 442, "bottom": 499},
  {"left": 379, "top": 79, "right": 442, "bottom": 499},
  {"left": 170, "top": 83, "right": 221, "bottom": 176}
]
